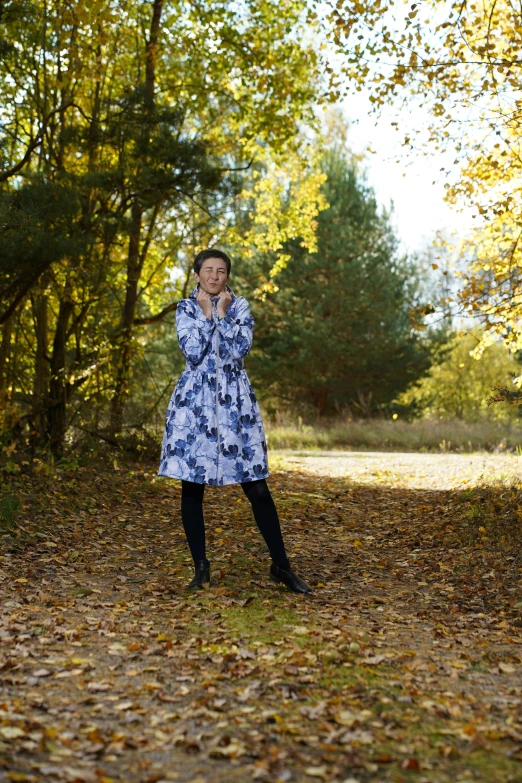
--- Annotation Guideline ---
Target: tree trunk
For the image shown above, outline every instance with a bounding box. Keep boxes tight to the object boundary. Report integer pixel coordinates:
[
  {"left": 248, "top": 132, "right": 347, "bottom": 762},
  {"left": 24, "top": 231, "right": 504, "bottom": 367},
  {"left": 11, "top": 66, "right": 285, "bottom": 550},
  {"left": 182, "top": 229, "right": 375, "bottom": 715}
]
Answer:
[
  {"left": 110, "top": 199, "right": 143, "bottom": 435},
  {"left": 31, "top": 287, "right": 50, "bottom": 448},
  {"left": 316, "top": 386, "right": 328, "bottom": 416},
  {"left": 0, "top": 315, "right": 13, "bottom": 421},
  {"left": 47, "top": 288, "right": 74, "bottom": 458},
  {"left": 145, "top": 0, "right": 164, "bottom": 107},
  {"left": 109, "top": 0, "right": 164, "bottom": 436}
]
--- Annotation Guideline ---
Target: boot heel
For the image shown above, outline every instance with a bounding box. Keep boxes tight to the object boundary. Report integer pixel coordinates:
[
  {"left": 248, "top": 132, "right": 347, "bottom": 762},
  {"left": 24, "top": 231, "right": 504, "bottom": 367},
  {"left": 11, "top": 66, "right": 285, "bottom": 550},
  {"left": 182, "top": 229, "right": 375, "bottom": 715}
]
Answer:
[
  {"left": 187, "top": 559, "right": 211, "bottom": 590},
  {"left": 268, "top": 562, "right": 312, "bottom": 594}
]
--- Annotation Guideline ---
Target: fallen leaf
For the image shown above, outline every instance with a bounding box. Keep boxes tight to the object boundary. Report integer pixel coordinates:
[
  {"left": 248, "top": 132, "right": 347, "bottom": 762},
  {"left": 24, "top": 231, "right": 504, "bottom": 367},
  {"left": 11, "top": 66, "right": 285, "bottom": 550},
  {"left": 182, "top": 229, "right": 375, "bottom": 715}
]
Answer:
[
  {"left": 401, "top": 758, "right": 420, "bottom": 770},
  {"left": 304, "top": 767, "right": 328, "bottom": 779},
  {"left": 0, "top": 726, "right": 26, "bottom": 739}
]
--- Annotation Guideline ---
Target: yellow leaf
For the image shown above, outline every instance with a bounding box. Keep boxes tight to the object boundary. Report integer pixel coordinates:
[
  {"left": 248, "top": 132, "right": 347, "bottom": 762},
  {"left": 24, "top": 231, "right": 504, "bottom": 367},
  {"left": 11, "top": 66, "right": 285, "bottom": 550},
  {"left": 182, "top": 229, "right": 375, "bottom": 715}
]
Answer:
[
  {"left": 304, "top": 767, "right": 328, "bottom": 779},
  {"left": 335, "top": 710, "right": 358, "bottom": 726},
  {"left": 0, "top": 726, "right": 26, "bottom": 739}
]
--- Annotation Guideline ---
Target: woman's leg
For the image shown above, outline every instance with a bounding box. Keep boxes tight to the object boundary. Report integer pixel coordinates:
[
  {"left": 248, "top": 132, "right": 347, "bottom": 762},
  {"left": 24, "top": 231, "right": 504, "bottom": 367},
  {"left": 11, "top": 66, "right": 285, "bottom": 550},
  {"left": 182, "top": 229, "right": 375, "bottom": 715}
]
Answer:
[
  {"left": 181, "top": 480, "right": 206, "bottom": 562},
  {"left": 241, "top": 479, "right": 290, "bottom": 569}
]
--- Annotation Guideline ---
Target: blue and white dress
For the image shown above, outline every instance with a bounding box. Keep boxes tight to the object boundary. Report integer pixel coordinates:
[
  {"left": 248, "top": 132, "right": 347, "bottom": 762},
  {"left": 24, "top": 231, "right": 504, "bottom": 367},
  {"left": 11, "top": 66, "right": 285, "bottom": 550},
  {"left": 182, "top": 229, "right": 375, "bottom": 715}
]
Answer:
[{"left": 158, "top": 283, "right": 270, "bottom": 485}]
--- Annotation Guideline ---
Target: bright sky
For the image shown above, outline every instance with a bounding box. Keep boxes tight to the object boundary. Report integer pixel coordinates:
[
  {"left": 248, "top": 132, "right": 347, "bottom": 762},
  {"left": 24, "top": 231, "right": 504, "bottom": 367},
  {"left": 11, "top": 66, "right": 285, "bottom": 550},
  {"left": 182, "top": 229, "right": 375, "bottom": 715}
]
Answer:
[{"left": 340, "top": 92, "right": 477, "bottom": 257}]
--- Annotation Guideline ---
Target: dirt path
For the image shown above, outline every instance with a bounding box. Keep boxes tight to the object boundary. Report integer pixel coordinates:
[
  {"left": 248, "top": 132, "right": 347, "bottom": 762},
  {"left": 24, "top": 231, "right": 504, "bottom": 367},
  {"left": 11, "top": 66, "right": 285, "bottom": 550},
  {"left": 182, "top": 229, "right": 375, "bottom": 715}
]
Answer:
[
  {"left": 271, "top": 449, "right": 522, "bottom": 489},
  {"left": 1, "top": 455, "right": 521, "bottom": 783}
]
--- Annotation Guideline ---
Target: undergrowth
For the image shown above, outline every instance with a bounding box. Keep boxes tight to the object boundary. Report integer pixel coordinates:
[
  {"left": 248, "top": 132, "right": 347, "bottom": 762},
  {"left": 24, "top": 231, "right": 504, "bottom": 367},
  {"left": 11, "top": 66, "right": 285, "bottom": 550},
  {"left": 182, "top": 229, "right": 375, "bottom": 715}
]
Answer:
[{"left": 265, "top": 416, "right": 522, "bottom": 452}]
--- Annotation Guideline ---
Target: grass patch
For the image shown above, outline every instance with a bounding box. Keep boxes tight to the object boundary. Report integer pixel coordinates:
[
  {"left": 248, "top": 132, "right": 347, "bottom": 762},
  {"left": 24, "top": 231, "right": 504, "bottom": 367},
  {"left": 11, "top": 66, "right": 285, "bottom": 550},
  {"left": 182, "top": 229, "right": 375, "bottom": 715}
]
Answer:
[
  {"left": 265, "top": 415, "right": 522, "bottom": 452},
  {"left": 0, "top": 488, "right": 20, "bottom": 536},
  {"left": 217, "top": 602, "right": 301, "bottom": 644},
  {"left": 318, "top": 661, "right": 396, "bottom": 690},
  {"left": 464, "top": 748, "right": 522, "bottom": 780}
]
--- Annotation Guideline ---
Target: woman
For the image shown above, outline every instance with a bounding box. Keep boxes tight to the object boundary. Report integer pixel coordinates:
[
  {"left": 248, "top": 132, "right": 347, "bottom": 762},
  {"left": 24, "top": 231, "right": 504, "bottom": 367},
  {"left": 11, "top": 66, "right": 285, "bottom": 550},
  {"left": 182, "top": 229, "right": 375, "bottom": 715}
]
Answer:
[{"left": 158, "top": 248, "right": 312, "bottom": 594}]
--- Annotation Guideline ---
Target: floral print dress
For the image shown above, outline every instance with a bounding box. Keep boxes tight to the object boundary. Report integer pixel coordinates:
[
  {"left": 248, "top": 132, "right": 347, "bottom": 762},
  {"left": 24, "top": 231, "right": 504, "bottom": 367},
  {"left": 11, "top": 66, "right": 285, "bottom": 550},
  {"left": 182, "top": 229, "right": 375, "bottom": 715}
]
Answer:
[{"left": 158, "top": 283, "right": 270, "bottom": 485}]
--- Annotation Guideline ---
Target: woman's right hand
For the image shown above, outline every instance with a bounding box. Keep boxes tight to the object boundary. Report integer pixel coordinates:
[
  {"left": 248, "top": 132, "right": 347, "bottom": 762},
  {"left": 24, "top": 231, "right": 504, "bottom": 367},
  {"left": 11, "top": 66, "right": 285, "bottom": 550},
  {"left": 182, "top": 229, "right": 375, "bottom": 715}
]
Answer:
[{"left": 196, "top": 288, "right": 213, "bottom": 320}]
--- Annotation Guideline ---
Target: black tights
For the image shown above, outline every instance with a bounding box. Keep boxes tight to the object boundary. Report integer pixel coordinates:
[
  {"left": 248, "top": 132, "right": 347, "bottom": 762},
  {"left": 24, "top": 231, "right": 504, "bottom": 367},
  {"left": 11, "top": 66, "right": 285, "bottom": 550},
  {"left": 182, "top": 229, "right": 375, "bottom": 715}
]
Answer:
[{"left": 181, "top": 479, "right": 290, "bottom": 569}]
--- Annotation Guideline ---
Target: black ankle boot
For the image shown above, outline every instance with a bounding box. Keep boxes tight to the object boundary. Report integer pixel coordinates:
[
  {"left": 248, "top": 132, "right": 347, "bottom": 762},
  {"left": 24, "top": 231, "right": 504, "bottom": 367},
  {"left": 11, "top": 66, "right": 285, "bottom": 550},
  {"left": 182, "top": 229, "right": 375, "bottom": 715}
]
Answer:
[
  {"left": 187, "top": 558, "right": 210, "bottom": 590},
  {"left": 269, "top": 561, "right": 312, "bottom": 594}
]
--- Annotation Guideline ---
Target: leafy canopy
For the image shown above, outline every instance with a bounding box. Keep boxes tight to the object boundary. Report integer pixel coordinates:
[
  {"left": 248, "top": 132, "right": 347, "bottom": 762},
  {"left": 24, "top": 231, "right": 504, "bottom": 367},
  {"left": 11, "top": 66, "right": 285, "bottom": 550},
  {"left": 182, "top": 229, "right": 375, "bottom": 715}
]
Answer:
[
  {"left": 398, "top": 332, "right": 522, "bottom": 421},
  {"left": 319, "top": 0, "right": 522, "bottom": 354}
]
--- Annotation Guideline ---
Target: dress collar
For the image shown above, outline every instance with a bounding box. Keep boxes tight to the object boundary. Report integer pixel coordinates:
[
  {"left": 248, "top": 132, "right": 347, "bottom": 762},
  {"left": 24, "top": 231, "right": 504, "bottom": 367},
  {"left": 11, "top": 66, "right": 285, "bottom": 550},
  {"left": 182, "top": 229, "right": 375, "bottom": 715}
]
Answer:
[{"left": 188, "top": 283, "right": 235, "bottom": 302}]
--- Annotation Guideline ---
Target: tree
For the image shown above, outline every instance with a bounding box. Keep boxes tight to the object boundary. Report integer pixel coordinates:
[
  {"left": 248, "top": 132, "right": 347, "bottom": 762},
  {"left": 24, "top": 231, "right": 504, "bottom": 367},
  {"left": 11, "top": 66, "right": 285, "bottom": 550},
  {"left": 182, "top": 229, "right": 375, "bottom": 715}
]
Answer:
[
  {"left": 240, "top": 146, "right": 435, "bottom": 416},
  {"left": 319, "top": 0, "right": 522, "bottom": 355},
  {"left": 397, "top": 332, "right": 522, "bottom": 421},
  {"left": 0, "top": 0, "right": 329, "bottom": 455}
]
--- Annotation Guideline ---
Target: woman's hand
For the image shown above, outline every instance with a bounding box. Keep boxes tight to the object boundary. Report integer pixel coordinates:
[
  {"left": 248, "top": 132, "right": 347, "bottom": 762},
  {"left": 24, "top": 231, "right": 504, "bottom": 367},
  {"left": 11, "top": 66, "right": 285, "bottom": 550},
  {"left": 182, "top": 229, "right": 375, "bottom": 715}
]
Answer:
[
  {"left": 217, "top": 289, "right": 232, "bottom": 318},
  {"left": 196, "top": 288, "right": 213, "bottom": 320}
]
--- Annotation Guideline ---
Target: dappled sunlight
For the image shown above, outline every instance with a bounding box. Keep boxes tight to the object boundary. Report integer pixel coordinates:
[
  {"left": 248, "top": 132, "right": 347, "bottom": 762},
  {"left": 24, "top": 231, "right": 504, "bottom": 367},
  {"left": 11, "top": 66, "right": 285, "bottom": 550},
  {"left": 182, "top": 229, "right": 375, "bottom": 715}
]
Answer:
[
  {"left": 1, "top": 461, "right": 521, "bottom": 781},
  {"left": 270, "top": 450, "right": 522, "bottom": 490}
]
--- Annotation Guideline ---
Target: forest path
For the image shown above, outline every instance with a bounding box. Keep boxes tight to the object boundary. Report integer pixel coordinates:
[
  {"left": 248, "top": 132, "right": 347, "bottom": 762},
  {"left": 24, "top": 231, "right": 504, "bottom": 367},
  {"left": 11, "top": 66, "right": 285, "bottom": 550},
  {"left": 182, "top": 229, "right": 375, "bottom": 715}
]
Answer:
[
  {"left": 1, "top": 454, "right": 521, "bottom": 783},
  {"left": 271, "top": 449, "right": 522, "bottom": 489}
]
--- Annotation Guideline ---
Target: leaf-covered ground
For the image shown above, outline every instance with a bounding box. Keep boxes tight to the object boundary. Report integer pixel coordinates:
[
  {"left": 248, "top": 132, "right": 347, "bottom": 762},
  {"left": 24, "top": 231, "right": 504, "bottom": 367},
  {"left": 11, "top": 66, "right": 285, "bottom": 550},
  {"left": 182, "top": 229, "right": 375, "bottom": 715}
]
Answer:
[{"left": 1, "top": 453, "right": 522, "bottom": 783}]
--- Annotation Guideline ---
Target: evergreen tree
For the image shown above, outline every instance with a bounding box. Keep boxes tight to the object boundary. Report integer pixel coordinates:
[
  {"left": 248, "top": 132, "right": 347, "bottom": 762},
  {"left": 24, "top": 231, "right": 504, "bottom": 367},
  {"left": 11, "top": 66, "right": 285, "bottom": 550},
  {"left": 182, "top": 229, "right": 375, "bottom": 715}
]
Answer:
[{"left": 245, "top": 148, "right": 435, "bottom": 416}]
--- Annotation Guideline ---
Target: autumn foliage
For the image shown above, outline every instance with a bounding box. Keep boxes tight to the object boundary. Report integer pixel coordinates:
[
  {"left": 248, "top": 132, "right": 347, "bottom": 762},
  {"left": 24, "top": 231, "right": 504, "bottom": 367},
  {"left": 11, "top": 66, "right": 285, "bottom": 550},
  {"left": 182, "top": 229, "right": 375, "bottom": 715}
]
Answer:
[{"left": 323, "top": 0, "right": 522, "bottom": 354}]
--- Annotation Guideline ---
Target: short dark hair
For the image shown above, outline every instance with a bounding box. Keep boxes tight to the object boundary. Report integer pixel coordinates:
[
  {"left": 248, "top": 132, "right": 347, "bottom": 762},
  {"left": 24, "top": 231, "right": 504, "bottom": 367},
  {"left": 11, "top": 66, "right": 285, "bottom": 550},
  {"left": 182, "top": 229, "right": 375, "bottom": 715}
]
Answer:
[{"left": 193, "top": 249, "right": 231, "bottom": 276}]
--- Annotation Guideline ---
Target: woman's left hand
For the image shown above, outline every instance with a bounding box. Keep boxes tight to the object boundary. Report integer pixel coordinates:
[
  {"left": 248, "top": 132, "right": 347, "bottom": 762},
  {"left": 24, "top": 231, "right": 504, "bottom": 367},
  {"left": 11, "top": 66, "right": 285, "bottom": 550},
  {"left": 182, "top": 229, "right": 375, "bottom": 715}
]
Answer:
[{"left": 217, "top": 289, "right": 232, "bottom": 318}]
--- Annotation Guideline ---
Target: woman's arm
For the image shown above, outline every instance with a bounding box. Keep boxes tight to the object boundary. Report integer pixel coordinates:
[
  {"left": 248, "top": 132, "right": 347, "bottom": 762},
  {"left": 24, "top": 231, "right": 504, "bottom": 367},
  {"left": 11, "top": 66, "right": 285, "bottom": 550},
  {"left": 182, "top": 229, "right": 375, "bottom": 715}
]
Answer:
[
  {"left": 176, "top": 299, "right": 216, "bottom": 365},
  {"left": 217, "top": 296, "right": 253, "bottom": 359}
]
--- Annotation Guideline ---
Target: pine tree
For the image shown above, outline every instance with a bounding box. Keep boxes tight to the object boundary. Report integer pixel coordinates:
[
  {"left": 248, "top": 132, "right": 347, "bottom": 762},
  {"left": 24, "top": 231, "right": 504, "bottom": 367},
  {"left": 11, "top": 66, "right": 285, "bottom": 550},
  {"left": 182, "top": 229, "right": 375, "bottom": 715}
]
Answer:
[{"left": 246, "top": 148, "right": 435, "bottom": 416}]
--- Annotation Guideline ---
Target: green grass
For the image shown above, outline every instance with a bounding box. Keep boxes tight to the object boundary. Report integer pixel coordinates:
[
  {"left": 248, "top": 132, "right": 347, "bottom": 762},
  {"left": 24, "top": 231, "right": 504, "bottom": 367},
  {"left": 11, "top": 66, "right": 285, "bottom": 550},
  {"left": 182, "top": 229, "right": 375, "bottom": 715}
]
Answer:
[
  {"left": 0, "top": 489, "right": 20, "bottom": 535},
  {"left": 318, "top": 661, "right": 391, "bottom": 689},
  {"left": 264, "top": 415, "right": 522, "bottom": 453},
  {"left": 218, "top": 602, "right": 301, "bottom": 643},
  {"left": 463, "top": 748, "right": 522, "bottom": 780}
]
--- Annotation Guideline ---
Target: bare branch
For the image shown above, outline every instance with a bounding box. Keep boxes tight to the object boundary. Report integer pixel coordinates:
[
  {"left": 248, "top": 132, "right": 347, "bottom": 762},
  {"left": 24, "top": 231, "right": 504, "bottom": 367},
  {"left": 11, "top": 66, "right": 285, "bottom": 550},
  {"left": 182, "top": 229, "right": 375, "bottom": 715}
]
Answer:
[{"left": 133, "top": 300, "right": 179, "bottom": 325}]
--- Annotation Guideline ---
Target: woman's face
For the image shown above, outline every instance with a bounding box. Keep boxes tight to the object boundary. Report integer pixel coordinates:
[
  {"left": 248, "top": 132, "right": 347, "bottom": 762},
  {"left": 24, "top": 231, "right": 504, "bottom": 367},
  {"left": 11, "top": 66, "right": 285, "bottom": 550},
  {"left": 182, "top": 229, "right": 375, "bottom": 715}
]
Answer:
[{"left": 194, "top": 257, "right": 229, "bottom": 296}]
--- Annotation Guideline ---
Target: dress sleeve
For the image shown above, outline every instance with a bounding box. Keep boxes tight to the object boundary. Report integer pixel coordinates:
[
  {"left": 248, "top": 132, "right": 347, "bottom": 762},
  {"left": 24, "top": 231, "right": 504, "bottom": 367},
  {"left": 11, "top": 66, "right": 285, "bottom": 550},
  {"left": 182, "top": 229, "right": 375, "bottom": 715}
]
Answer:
[
  {"left": 217, "top": 296, "right": 254, "bottom": 359},
  {"left": 176, "top": 299, "right": 216, "bottom": 364}
]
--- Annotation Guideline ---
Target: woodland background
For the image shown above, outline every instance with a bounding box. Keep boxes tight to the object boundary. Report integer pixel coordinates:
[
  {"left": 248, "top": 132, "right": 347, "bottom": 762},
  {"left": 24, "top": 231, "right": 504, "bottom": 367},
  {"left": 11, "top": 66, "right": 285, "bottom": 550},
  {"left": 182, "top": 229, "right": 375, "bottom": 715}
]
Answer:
[
  {"left": 3, "top": 4, "right": 522, "bottom": 782},
  {"left": 2, "top": 0, "right": 522, "bottom": 467}
]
